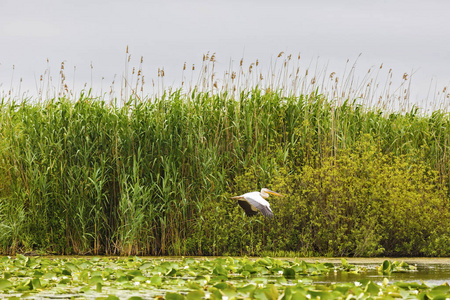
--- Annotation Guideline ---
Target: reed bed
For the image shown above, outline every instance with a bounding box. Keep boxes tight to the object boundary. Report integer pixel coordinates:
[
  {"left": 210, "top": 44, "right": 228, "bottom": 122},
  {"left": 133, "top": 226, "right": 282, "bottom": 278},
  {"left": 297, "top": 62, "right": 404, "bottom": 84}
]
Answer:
[{"left": 0, "top": 53, "right": 448, "bottom": 256}]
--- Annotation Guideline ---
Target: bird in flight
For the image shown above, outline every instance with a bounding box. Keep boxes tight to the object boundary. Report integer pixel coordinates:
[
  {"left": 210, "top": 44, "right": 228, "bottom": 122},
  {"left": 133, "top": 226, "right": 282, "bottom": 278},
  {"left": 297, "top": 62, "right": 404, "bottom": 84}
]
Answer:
[{"left": 231, "top": 188, "right": 283, "bottom": 218}]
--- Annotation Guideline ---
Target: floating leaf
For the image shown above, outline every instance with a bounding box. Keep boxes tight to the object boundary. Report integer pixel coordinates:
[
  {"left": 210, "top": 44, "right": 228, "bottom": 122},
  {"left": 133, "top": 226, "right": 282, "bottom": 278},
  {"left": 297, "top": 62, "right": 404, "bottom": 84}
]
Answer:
[
  {"left": 283, "top": 268, "right": 296, "bottom": 279},
  {"left": 365, "top": 281, "right": 380, "bottom": 295},
  {"left": 213, "top": 282, "right": 228, "bottom": 290},
  {"left": 150, "top": 274, "right": 162, "bottom": 286},
  {"left": 212, "top": 265, "right": 227, "bottom": 276},
  {"left": 165, "top": 292, "right": 185, "bottom": 300},
  {"left": 0, "top": 279, "right": 12, "bottom": 290},
  {"left": 89, "top": 275, "right": 103, "bottom": 284},
  {"left": 31, "top": 278, "right": 41, "bottom": 289},
  {"left": 237, "top": 284, "right": 256, "bottom": 294},
  {"left": 186, "top": 290, "right": 205, "bottom": 300}
]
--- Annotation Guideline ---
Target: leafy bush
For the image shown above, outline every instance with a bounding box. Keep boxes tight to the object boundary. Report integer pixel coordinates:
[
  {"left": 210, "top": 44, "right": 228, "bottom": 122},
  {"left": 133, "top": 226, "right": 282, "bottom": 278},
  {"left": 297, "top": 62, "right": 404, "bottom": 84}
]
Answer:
[{"left": 202, "top": 135, "right": 449, "bottom": 256}]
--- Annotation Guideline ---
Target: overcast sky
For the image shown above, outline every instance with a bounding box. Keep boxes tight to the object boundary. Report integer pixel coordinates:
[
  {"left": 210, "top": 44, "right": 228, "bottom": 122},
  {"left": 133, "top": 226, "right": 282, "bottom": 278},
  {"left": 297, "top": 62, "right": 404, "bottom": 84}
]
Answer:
[{"left": 1, "top": 0, "right": 449, "bottom": 108}]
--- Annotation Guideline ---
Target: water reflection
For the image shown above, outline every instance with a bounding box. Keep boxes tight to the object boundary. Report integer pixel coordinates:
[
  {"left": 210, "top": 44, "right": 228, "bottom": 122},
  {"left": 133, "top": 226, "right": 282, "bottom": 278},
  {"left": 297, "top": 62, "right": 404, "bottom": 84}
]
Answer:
[{"left": 316, "top": 263, "right": 450, "bottom": 286}]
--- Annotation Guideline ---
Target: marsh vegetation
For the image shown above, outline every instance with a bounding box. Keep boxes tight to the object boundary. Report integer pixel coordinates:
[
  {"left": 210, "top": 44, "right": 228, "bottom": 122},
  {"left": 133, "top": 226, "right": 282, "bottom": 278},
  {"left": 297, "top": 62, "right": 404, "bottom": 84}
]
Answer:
[{"left": 0, "top": 53, "right": 448, "bottom": 256}]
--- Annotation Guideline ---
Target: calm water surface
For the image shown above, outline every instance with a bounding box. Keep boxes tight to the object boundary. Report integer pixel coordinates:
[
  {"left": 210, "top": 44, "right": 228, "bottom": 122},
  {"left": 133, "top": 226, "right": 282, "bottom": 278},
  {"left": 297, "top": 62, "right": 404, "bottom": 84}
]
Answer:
[{"left": 153, "top": 256, "right": 450, "bottom": 285}]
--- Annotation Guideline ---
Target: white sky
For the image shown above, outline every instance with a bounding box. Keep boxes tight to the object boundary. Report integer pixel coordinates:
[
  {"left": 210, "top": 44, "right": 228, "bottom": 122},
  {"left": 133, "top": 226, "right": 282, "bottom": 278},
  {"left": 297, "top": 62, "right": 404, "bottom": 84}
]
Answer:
[{"left": 1, "top": 0, "right": 449, "bottom": 108}]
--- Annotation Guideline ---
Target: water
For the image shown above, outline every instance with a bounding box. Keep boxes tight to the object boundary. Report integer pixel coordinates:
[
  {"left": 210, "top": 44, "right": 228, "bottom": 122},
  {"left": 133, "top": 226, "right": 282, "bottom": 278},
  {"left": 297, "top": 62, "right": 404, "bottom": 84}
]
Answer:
[
  {"left": 150, "top": 256, "right": 450, "bottom": 285},
  {"left": 290, "top": 257, "right": 450, "bottom": 285},
  {"left": 316, "top": 262, "right": 450, "bottom": 286}
]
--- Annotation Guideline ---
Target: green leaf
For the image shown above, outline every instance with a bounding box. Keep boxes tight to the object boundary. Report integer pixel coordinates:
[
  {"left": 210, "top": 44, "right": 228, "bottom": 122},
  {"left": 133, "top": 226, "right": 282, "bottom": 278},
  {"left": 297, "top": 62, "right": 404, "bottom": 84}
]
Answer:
[
  {"left": 0, "top": 279, "right": 12, "bottom": 290},
  {"left": 263, "top": 285, "right": 279, "bottom": 300},
  {"left": 150, "top": 274, "right": 162, "bottom": 286},
  {"left": 42, "top": 272, "right": 57, "bottom": 280},
  {"left": 31, "top": 278, "right": 41, "bottom": 289},
  {"left": 127, "top": 270, "right": 143, "bottom": 277},
  {"left": 165, "top": 292, "right": 186, "bottom": 300},
  {"left": 381, "top": 260, "right": 391, "bottom": 273},
  {"left": 365, "top": 281, "right": 380, "bottom": 295},
  {"left": 212, "top": 265, "right": 227, "bottom": 276},
  {"left": 213, "top": 282, "right": 228, "bottom": 290},
  {"left": 237, "top": 284, "right": 256, "bottom": 294},
  {"left": 89, "top": 275, "right": 103, "bottom": 284},
  {"left": 96, "top": 282, "right": 103, "bottom": 292},
  {"left": 139, "top": 263, "right": 152, "bottom": 270},
  {"left": 186, "top": 290, "right": 205, "bottom": 300},
  {"left": 80, "top": 285, "right": 91, "bottom": 293},
  {"left": 283, "top": 268, "right": 296, "bottom": 279}
]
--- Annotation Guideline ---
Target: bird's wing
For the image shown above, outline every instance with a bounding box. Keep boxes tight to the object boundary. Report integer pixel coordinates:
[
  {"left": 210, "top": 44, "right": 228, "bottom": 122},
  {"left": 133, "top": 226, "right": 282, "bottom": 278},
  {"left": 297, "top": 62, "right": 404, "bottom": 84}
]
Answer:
[
  {"left": 237, "top": 199, "right": 259, "bottom": 216},
  {"left": 244, "top": 195, "right": 274, "bottom": 218}
]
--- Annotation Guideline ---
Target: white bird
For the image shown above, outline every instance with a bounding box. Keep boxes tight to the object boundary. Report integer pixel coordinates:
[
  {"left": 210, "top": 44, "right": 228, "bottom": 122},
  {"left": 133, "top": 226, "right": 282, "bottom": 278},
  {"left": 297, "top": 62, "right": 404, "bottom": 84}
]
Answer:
[{"left": 231, "top": 188, "right": 283, "bottom": 218}]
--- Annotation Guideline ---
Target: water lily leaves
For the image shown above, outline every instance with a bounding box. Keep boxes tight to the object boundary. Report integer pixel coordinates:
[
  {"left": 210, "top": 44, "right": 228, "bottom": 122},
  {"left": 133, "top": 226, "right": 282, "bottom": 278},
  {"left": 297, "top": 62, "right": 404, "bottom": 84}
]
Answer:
[
  {"left": 252, "top": 285, "right": 278, "bottom": 300},
  {"left": 256, "top": 257, "right": 272, "bottom": 266},
  {"left": 150, "top": 274, "right": 162, "bottom": 286},
  {"left": 212, "top": 265, "right": 227, "bottom": 276},
  {"left": 31, "top": 278, "right": 41, "bottom": 289},
  {"left": 89, "top": 275, "right": 103, "bottom": 285},
  {"left": 78, "top": 261, "right": 92, "bottom": 269},
  {"left": 283, "top": 268, "right": 296, "bottom": 279},
  {"left": 127, "top": 270, "right": 143, "bottom": 278},
  {"left": 186, "top": 281, "right": 201, "bottom": 290},
  {"left": 428, "top": 284, "right": 450, "bottom": 299},
  {"left": 0, "top": 279, "right": 12, "bottom": 290},
  {"left": 98, "top": 296, "right": 120, "bottom": 300},
  {"left": 80, "top": 270, "right": 90, "bottom": 283},
  {"left": 96, "top": 282, "right": 103, "bottom": 292},
  {"left": 263, "top": 284, "right": 279, "bottom": 300},
  {"left": 133, "top": 275, "right": 148, "bottom": 282},
  {"left": 80, "top": 285, "right": 92, "bottom": 293},
  {"left": 221, "top": 287, "right": 238, "bottom": 298},
  {"left": 0, "top": 256, "right": 447, "bottom": 299},
  {"left": 237, "top": 284, "right": 256, "bottom": 294},
  {"left": 378, "top": 260, "right": 417, "bottom": 275},
  {"left": 165, "top": 292, "right": 185, "bottom": 300},
  {"left": 64, "top": 262, "right": 78, "bottom": 271},
  {"left": 15, "top": 279, "right": 32, "bottom": 292},
  {"left": 91, "top": 270, "right": 103, "bottom": 277},
  {"left": 186, "top": 290, "right": 205, "bottom": 300},
  {"left": 276, "top": 276, "right": 288, "bottom": 284},
  {"left": 241, "top": 270, "right": 251, "bottom": 277},
  {"left": 364, "top": 281, "right": 380, "bottom": 295},
  {"left": 117, "top": 276, "right": 130, "bottom": 283},
  {"left": 42, "top": 272, "right": 58, "bottom": 280},
  {"left": 394, "top": 281, "right": 427, "bottom": 289},
  {"left": 213, "top": 282, "right": 228, "bottom": 290},
  {"left": 139, "top": 262, "right": 153, "bottom": 270},
  {"left": 166, "top": 268, "right": 177, "bottom": 276},
  {"left": 282, "top": 288, "right": 308, "bottom": 300}
]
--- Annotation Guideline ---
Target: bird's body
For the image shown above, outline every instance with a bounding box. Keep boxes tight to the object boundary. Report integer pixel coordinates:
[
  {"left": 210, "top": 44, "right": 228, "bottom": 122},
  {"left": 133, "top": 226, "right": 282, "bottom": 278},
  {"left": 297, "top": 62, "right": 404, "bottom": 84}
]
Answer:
[{"left": 231, "top": 188, "right": 283, "bottom": 218}]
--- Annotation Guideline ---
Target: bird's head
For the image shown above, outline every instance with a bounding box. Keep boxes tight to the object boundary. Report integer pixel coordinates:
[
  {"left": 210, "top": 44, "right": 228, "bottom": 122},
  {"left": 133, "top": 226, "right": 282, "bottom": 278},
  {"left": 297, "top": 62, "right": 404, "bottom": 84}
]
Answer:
[{"left": 260, "top": 188, "right": 284, "bottom": 199}]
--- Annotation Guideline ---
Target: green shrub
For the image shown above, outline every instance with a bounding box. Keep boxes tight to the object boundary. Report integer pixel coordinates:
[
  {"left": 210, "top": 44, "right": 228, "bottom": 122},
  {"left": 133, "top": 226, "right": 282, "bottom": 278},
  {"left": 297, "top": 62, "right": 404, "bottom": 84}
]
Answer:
[{"left": 201, "top": 135, "right": 449, "bottom": 256}]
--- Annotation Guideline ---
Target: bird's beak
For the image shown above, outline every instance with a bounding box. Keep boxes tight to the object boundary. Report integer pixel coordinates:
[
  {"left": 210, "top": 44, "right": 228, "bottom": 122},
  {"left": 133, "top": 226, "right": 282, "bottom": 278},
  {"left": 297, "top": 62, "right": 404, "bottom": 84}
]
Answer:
[{"left": 266, "top": 190, "right": 283, "bottom": 197}]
